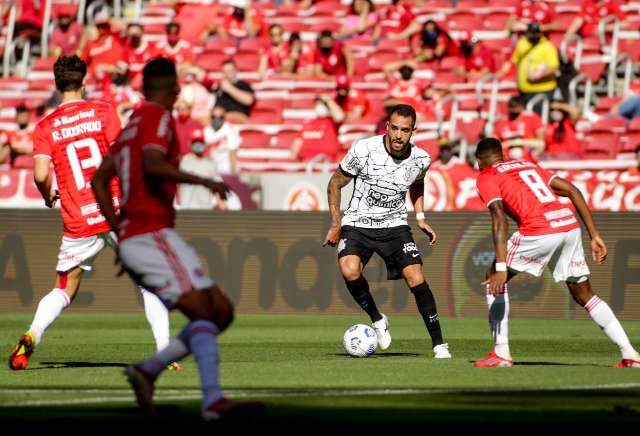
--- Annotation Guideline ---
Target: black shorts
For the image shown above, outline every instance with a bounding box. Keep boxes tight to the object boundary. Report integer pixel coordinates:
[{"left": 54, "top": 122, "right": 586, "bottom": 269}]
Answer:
[{"left": 337, "top": 225, "right": 422, "bottom": 280}]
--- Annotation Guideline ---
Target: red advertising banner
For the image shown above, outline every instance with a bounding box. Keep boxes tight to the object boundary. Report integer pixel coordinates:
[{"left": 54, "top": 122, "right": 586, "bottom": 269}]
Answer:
[{"left": 424, "top": 164, "right": 640, "bottom": 212}]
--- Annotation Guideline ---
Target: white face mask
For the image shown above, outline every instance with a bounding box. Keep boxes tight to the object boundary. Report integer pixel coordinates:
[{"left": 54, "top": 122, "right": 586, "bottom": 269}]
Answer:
[
  {"left": 508, "top": 147, "right": 525, "bottom": 160},
  {"left": 315, "top": 103, "right": 329, "bottom": 118},
  {"left": 550, "top": 110, "right": 564, "bottom": 122}
]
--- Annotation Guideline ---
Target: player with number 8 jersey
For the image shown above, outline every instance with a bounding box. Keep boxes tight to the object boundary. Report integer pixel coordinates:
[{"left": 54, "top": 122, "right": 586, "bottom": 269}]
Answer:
[{"left": 8, "top": 56, "right": 176, "bottom": 371}]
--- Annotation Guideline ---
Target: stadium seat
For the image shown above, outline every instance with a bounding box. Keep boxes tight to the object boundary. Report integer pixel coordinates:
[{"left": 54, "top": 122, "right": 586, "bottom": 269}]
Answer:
[
  {"left": 438, "top": 57, "right": 465, "bottom": 72},
  {"left": 274, "top": 129, "right": 301, "bottom": 149},
  {"left": 368, "top": 52, "right": 406, "bottom": 73},
  {"left": 238, "top": 38, "right": 268, "bottom": 53},
  {"left": 590, "top": 117, "right": 627, "bottom": 134},
  {"left": 594, "top": 96, "right": 622, "bottom": 115},
  {"left": 581, "top": 133, "right": 619, "bottom": 158},
  {"left": 377, "top": 38, "right": 411, "bottom": 54},
  {"left": 628, "top": 118, "right": 640, "bottom": 132},
  {"left": 482, "top": 12, "right": 510, "bottom": 31},
  {"left": 580, "top": 62, "right": 607, "bottom": 84},
  {"left": 204, "top": 38, "right": 237, "bottom": 54},
  {"left": 445, "top": 14, "right": 483, "bottom": 32},
  {"left": 456, "top": 118, "right": 486, "bottom": 143},
  {"left": 619, "top": 40, "right": 640, "bottom": 62},
  {"left": 198, "top": 52, "right": 227, "bottom": 72},
  {"left": 619, "top": 133, "right": 640, "bottom": 152},
  {"left": 234, "top": 52, "right": 261, "bottom": 71},
  {"left": 239, "top": 130, "right": 271, "bottom": 148}
]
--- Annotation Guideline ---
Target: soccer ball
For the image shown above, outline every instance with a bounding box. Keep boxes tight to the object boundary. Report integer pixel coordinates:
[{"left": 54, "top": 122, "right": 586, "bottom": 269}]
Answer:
[{"left": 343, "top": 324, "right": 377, "bottom": 357}]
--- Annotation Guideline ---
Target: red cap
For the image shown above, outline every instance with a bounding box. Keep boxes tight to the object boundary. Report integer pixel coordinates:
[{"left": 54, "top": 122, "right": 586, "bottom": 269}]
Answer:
[
  {"left": 56, "top": 5, "right": 77, "bottom": 18},
  {"left": 336, "top": 74, "right": 350, "bottom": 90},
  {"left": 190, "top": 128, "right": 205, "bottom": 142}
]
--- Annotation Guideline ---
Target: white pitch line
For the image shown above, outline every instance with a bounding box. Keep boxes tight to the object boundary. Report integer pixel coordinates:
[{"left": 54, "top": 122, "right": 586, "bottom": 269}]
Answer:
[{"left": 1, "top": 383, "right": 640, "bottom": 407}]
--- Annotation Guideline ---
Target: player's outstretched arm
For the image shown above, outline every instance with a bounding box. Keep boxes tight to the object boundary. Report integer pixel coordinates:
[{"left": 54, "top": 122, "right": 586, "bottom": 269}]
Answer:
[
  {"left": 485, "top": 200, "right": 509, "bottom": 295},
  {"left": 33, "top": 156, "right": 59, "bottom": 208},
  {"left": 143, "top": 149, "right": 229, "bottom": 199},
  {"left": 409, "top": 179, "right": 437, "bottom": 245},
  {"left": 323, "top": 168, "right": 352, "bottom": 247},
  {"left": 550, "top": 176, "right": 607, "bottom": 264},
  {"left": 92, "top": 155, "right": 119, "bottom": 232}
]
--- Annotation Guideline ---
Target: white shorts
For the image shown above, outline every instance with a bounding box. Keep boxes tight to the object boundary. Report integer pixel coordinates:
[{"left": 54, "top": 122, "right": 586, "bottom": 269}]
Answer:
[
  {"left": 56, "top": 232, "right": 117, "bottom": 272},
  {"left": 118, "top": 228, "right": 214, "bottom": 307},
  {"left": 507, "top": 227, "right": 590, "bottom": 282}
]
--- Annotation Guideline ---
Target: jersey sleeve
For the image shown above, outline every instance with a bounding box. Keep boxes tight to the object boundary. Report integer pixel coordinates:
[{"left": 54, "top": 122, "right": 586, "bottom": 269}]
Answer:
[
  {"left": 476, "top": 172, "right": 502, "bottom": 208},
  {"left": 140, "top": 108, "right": 172, "bottom": 154},
  {"left": 536, "top": 164, "right": 557, "bottom": 186},
  {"left": 339, "top": 140, "right": 367, "bottom": 177},
  {"left": 32, "top": 125, "right": 52, "bottom": 159},
  {"left": 415, "top": 153, "right": 432, "bottom": 181},
  {"left": 104, "top": 103, "right": 122, "bottom": 144}
]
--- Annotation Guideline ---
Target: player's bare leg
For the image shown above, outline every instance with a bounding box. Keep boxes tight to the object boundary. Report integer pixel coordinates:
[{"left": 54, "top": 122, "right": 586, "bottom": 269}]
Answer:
[
  {"left": 567, "top": 279, "right": 640, "bottom": 368},
  {"left": 474, "top": 267, "right": 516, "bottom": 367},
  {"left": 339, "top": 255, "right": 390, "bottom": 349},
  {"left": 9, "top": 267, "right": 83, "bottom": 370},
  {"left": 402, "top": 264, "right": 450, "bottom": 358}
]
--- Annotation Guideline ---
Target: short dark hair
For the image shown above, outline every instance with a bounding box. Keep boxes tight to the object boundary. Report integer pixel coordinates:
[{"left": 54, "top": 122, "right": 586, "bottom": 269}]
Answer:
[
  {"left": 143, "top": 57, "right": 177, "bottom": 96},
  {"left": 319, "top": 30, "right": 333, "bottom": 39},
  {"left": 16, "top": 104, "right": 28, "bottom": 114},
  {"left": 508, "top": 95, "right": 525, "bottom": 108},
  {"left": 222, "top": 59, "right": 236, "bottom": 68},
  {"left": 53, "top": 55, "right": 87, "bottom": 92},
  {"left": 476, "top": 137, "right": 503, "bottom": 158},
  {"left": 389, "top": 104, "right": 417, "bottom": 127}
]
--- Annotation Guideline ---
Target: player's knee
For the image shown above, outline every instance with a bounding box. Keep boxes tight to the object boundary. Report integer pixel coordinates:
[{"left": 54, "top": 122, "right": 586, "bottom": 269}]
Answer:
[{"left": 340, "top": 263, "right": 361, "bottom": 281}]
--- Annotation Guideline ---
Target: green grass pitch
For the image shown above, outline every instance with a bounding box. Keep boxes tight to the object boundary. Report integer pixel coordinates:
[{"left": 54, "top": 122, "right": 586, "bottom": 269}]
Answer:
[{"left": 1, "top": 313, "right": 640, "bottom": 428}]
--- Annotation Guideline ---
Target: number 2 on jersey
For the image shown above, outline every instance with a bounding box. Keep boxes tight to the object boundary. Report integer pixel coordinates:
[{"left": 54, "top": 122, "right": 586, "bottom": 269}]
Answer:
[
  {"left": 519, "top": 169, "right": 555, "bottom": 203},
  {"left": 66, "top": 138, "right": 102, "bottom": 191}
]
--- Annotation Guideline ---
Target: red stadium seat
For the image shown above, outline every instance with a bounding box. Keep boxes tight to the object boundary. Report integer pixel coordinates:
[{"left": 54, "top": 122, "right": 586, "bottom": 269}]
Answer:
[
  {"left": 619, "top": 133, "right": 640, "bottom": 152},
  {"left": 629, "top": 118, "right": 640, "bottom": 132},
  {"left": 456, "top": 118, "right": 486, "bottom": 143},
  {"left": 581, "top": 133, "right": 619, "bottom": 158},
  {"left": 368, "top": 52, "right": 405, "bottom": 72},
  {"left": 590, "top": 117, "right": 627, "bottom": 133},
  {"left": 445, "top": 14, "right": 483, "bottom": 32},
  {"left": 312, "top": 1, "right": 348, "bottom": 17},
  {"left": 238, "top": 38, "right": 268, "bottom": 53},
  {"left": 204, "top": 38, "right": 237, "bottom": 54},
  {"left": 377, "top": 39, "right": 411, "bottom": 53},
  {"left": 197, "top": 52, "right": 227, "bottom": 72},
  {"left": 239, "top": 130, "right": 271, "bottom": 148},
  {"left": 580, "top": 62, "right": 607, "bottom": 83},
  {"left": 438, "top": 56, "right": 465, "bottom": 72},
  {"left": 307, "top": 20, "right": 341, "bottom": 33},
  {"left": 483, "top": 12, "right": 510, "bottom": 31},
  {"left": 273, "top": 129, "right": 301, "bottom": 149},
  {"left": 234, "top": 52, "right": 261, "bottom": 71},
  {"left": 619, "top": 40, "right": 640, "bottom": 62},
  {"left": 594, "top": 96, "right": 623, "bottom": 114}
]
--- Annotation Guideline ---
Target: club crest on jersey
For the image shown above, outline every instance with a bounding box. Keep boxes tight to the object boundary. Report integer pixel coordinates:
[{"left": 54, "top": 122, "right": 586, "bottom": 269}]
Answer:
[{"left": 403, "top": 166, "right": 420, "bottom": 182}]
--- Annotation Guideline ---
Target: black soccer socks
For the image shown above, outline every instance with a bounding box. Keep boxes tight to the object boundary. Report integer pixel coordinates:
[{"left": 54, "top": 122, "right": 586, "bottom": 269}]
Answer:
[
  {"left": 410, "top": 282, "right": 444, "bottom": 347},
  {"left": 345, "top": 275, "right": 382, "bottom": 323}
]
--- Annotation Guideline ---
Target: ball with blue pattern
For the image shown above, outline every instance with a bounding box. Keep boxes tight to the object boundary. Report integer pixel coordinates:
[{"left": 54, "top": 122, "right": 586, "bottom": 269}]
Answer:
[{"left": 343, "top": 324, "right": 378, "bottom": 357}]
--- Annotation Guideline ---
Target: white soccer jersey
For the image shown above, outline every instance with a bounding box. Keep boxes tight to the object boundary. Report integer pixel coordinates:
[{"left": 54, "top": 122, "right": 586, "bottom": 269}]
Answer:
[{"left": 339, "top": 135, "right": 431, "bottom": 228}]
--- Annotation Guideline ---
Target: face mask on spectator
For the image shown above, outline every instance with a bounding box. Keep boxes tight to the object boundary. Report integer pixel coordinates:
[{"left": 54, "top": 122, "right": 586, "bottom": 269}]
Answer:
[
  {"left": 18, "top": 121, "right": 29, "bottom": 130},
  {"left": 508, "top": 111, "right": 520, "bottom": 121},
  {"left": 508, "top": 146, "right": 525, "bottom": 160},
  {"left": 315, "top": 103, "right": 330, "bottom": 118},
  {"left": 112, "top": 73, "right": 128, "bottom": 86},
  {"left": 460, "top": 43, "right": 473, "bottom": 57},
  {"left": 320, "top": 45, "right": 332, "bottom": 55},
  {"left": 399, "top": 66, "right": 414, "bottom": 81},
  {"left": 167, "top": 32, "right": 180, "bottom": 46},
  {"left": 232, "top": 7, "right": 245, "bottom": 19},
  {"left": 129, "top": 34, "right": 142, "bottom": 47},
  {"left": 59, "top": 17, "right": 72, "bottom": 31},
  {"left": 96, "top": 23, "right": 110, "bottom": 36},
  {"left": 550, "top": 110, "right": 564, "bottom": 123},
  {"left": 211, "top": 116, "right": 224, "bottom": 131},
  {"left": 191, "top": 141, "right": 206, "bottom": 155},
  {"left": 422, "top": 30, "right": 438, "bottom": 45},
  {"left": 527, "top": 33, "right": 541, "bottom": 45},
  {"left": 336, "top": 91, "right": 348, "bottom": 104}
]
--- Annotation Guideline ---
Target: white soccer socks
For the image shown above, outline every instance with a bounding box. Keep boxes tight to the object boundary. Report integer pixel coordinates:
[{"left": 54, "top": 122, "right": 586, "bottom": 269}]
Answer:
[
  {"left": 486, "top": 285, "right": 511, "bottom": 361},
  {"left": 140, "top": 288, "right": 171, "bottom": 351},
  {"left": 28, "top": 288, "right": 70, "bottom": 345},
  {"left": 585, "top": 295, "right": 640, "bottom": 360}
]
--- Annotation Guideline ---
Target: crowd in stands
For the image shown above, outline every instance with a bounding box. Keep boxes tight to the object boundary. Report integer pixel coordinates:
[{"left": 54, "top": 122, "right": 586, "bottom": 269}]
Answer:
[{"left": 1, "top": 0, "right": 640, "bottom": 192}]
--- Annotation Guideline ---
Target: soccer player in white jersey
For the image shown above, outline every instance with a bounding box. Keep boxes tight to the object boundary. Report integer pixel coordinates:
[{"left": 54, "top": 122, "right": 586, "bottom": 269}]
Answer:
[
  {"left": 8, "top": 56, "right": 177, "bottom": 371},
  {"left": 474, "top": 137, "right": 640, "bottom": 368},
  {"left": 323, "top": 104, "right": 451, "bottom": 359}
]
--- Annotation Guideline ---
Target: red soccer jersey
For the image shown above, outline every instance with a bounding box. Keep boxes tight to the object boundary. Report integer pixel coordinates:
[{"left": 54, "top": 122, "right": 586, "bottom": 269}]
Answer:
[
  {"left": 494, "top": 112, "right": 543, "bottom": 141},
  {"left": 110, "top": 101, "right": 180, "bottom": 241},
  {"left": 32, "top": 100, "right": 121, "bottom": 238},
  {"left": 314, "top": 41, "right": 348, "bottom": 76},
  {"left": 379, "top": 2, "right": 414, "bottom": 36},
  {"left": 155, "top": 39, "right": 194, "bottom": 66},
  {"left": 465, "top": 44, "right": 496, "bottom": 73},
  {"left": 581, "top": 0, "right": 625, "bottom": 36},
  {"left": 476, "top": 160, "right": 580, "bottom": 236}
]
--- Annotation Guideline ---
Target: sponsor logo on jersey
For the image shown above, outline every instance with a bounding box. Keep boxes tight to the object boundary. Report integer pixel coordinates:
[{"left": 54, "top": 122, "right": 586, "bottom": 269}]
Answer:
[
  {"left": 496, "top": 161, "right": 536, "bottom": 173},
  {"left": 337, "top": 238, "right": 347, "bottom": 253},
  {"left": 366, "top": 186, "right": 404, "bottom": 209},
  {"left": 402, "top": 242, "right": 418, "bottom": 254},
  {"left": 53, "top": 109, "right": 96, "bottom": 127}
]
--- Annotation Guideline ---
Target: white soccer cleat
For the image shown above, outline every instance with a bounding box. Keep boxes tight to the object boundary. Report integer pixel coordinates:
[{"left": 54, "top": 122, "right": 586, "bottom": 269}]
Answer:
[
  {"left": 373, "top": 313, "right": 392, "bottom": 351},
  {"left": 433, "top": 343, "right": 452, "bottom": 359}
]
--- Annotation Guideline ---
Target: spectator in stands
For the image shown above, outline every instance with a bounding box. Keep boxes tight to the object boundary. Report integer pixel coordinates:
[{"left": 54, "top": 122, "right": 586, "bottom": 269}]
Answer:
[
  {"left": 80, "top": 6, "right": 125, "bottom": 83},
  {"left": 430, "top": 139, "right": 464, "bottom": 170},
  {"left": 49, "top": 6, "right": 82, "bottom": 58},
  {"left": 454, "top": 32, "right": 496, "bottom": 81},
  {"left": 410, "top": 20, "right": 459, "bottom": 64},
  {"left": 179, "top": 69, "right": 214, "bottom": 125},
  {"left": 8, "top": 0, "right": 42, "bottom": 47},
  {"left": 203, "top": 106, "right": 241, "bottom": 175},
  {"left": 212, "top": 60, "right": 255, "bottom": 123},
  {"left": 258, "top": 24, "right": 314, "bottom": 78},
  {"left": 0, "top": 105, "right": 34, "bottom": 169},
  {"left": 374, "top": 0, "right": 416, "bottom": 39},
  {"left": 494, "top": 95, "right": 546, "bottom": 160},
  {"left": 564, "top": 0, "right": 629, "bottom": 39},
  {"left": 155, "top": 22, "right": 195, "bottom": 72},
  {"left": 313, "top": 30, "right": 353, "bottom": 77},
  {"left": 611, "top": 83, "right": 640, "bottom": 121},
  {"left": 334, "top": 74, "right": 370, "bottom": 123},
  {"left": 497, "top": 22, "right": 559, "bottom": 113},
  {"left": 339, "top": 0, "right": 379, "bottom": 40},
  {"left": 383, "top": 62, "right": 425, "bottom": 108},
  {"left": 122, "top": 23, "right": 154, "bottom": 88},
  {"left": 178, "top": 129, "right": 226, "bottom": 210},
  {"left": 174, "top": 98, "right": 204, "bottom": 156},
  {"left": 291, "top": 95, "right": 344, "bottom": 162},
  {"left": 102, "top": 70, "right": 141, "bottom": 125},
  {"left": 286, "top": 32, "right": 315, "bottom": 76},
  {"left": 507, "top": 0, "right": 559, "bottom": 33},
  {"left": 208, "top": 0, "right": 265, "bottom": 40},
  {"left": 544, "top": 99, "right": 582, "bottom": 159}
]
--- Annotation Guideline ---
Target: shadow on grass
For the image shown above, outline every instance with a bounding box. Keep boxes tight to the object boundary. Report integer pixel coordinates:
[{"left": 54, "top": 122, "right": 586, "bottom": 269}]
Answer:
[
  {"left": 35, "top": 361, "right": 129, "bottom": 369},
  {"left": 332, "top": 352, "right": 421, "bottom": 358}
]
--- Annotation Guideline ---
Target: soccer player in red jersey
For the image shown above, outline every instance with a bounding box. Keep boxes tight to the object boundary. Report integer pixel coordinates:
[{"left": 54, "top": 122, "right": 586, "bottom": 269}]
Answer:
[
  {"left": 92, "top": 57, "right": 263, "bottom": 419},
  {"left": 8, "top": 56, "right": 175, "bottom": 371},
  {"left": 473, "top": 138, "right": 640, "bottom": 368}
]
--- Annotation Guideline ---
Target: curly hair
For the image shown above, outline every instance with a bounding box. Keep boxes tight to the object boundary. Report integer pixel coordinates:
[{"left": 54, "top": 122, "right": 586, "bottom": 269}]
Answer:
[{"left": 53, "top": 55, "right": 87, "bottom": 93}]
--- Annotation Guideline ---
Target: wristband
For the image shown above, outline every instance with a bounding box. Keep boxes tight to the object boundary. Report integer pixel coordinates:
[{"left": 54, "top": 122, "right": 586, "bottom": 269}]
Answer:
[
  {"left": 416, "top": 212, "right": 425, "bottom": 220},
  {"left": 495, "top": 262, "right": 507, "bottom": 272}
]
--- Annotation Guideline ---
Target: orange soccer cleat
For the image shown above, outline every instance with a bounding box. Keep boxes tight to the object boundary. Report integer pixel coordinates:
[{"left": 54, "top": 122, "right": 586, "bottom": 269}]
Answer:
[
  {"left": 473, "top": 351, "right": 513, "bottom": 368},
  {"left": 9, "top": 332, "right": 35, "bottom": 370}
]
